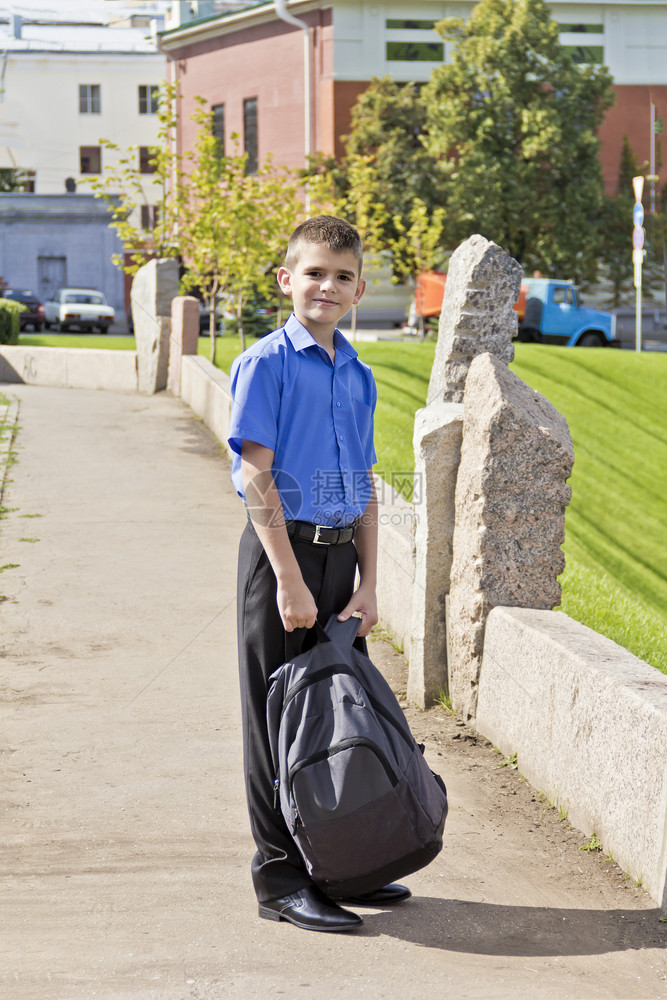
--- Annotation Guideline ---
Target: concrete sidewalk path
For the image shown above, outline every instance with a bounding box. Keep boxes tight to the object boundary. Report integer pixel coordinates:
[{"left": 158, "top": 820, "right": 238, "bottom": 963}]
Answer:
[{"left": 0, "top": 385, "right": 665, "bottom": 1000}]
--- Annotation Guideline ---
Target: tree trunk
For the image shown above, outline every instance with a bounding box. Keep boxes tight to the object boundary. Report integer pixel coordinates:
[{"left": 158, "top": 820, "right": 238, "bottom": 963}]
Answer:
[
  {"left": 237, "top": 301, "right": 246, "bottom": 352},
  {"left": 208, "top": 295, "right": 216, "bottom": 365}
]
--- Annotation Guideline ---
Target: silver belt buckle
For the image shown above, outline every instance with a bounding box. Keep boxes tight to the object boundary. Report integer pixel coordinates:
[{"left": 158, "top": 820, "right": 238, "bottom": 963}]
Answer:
[{"left": 313, "top": 524, "right": 331, "bottom": 545}]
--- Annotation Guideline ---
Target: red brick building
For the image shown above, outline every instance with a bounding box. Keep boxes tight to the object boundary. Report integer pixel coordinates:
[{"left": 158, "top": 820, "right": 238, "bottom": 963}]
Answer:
[
  {"left": 160, "top": 1, "right": 667, "bottom": 198},
  {"left": 161, "top": 3, "right": 361, "bottom": 171}
]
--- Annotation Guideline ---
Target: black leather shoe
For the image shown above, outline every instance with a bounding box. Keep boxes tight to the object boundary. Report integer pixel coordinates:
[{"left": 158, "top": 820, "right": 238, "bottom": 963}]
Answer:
[
  {"left": 258, "top": 885, "right": 363, "bottom": 932},
  {"left": 334, "top": 883, "right": 412, "bottom": 906}
]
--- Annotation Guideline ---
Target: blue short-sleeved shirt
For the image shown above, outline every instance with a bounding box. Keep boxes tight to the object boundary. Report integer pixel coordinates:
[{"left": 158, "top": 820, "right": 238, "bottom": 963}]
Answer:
[{"left": 228, "top": 313, "right": 377, "bottom": 526}]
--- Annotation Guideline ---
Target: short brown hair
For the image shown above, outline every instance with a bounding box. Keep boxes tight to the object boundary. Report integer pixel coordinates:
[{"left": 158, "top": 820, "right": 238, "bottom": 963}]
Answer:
[{"left": 285, "top": 215, "right": 363, "bottom": 275}]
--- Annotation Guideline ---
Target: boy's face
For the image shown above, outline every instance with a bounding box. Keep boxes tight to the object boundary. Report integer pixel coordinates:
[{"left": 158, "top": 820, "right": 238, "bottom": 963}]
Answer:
[{"left": 277, "top": 245, "right": 365, "bottom": 340}]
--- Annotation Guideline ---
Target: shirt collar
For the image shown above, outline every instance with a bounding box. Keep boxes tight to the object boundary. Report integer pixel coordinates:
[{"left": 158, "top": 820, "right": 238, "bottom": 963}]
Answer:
[{"left": 284, "top": 313, "right": 359, "bottom": 365}]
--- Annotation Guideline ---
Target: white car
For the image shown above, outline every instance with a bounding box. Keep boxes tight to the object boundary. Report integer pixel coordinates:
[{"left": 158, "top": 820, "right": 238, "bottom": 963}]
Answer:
[{"left": 44, "top": 287, "right": 115, "bottom": 333}]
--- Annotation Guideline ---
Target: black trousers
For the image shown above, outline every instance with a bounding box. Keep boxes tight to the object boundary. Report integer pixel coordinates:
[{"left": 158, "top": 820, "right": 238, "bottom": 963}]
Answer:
[{"left": 236, "top": 519, "right": 363, "bottom": 903}]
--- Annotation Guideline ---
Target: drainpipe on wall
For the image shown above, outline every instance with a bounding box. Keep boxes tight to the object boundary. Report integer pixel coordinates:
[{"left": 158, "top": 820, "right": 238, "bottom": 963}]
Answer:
[
  {"left": 274, "top": 0, "right": 312, "bottom": 177},
  {"left": 157, "top": 30, "right": 180, "bottom": 254}
]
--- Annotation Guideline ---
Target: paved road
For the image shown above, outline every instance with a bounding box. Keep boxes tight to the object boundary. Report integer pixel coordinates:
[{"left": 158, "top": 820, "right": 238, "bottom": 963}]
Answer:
[{"left": 0, "top": 385, "right": 665, "bottom": 1000}]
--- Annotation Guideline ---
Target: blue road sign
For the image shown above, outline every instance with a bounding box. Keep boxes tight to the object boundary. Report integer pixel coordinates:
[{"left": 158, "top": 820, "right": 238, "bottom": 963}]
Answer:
[{"left": 633, "top": 202, "right": 644, "bottom": 227}]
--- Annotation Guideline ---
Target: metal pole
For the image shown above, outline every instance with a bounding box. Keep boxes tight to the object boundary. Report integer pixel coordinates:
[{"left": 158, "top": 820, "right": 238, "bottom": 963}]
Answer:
[
  {"left": 632, "top": 176, "right": 645, "bottom": 352},
  {"left": 650, "top": 103, "right": 656, "bottom": 215}
]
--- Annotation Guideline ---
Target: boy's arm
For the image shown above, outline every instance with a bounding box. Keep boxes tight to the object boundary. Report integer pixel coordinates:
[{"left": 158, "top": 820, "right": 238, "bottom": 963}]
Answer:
[
  {"left": 241, "top": 440, "right": 318, "bottom": 632},
  {"left": 337, "top": 472, "right": 378, "bottom": 638}
]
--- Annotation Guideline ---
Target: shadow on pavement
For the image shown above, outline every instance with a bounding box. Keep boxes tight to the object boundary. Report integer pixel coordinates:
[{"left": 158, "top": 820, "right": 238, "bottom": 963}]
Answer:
[{"left": 359, "top": 897, "right": 667, "bottom": 956}]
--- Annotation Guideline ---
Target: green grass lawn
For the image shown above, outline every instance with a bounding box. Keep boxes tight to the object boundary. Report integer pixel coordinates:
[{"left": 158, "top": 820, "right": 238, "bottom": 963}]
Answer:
[
  {"left": 208, "top": 335, "right": 667, "bottom": 675},
  {"left": 510, "top": 346, "right": 667, "bottom": 675},
  {"left": 18, "top": 333, "right": 136, "bottom": 350}
]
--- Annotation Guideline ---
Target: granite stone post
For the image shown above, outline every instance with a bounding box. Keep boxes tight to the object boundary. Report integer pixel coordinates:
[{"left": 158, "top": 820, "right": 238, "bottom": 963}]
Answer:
[
  {"left": 427, "top": 234, "right": 522, "bottom": 405},
  {"left": 167, "top": 296, "right": 200, "bottom": 396},
  {"left": 408, "top": 235, "right": 522, "bottom": 708},
  {"left": 408, "top": 401, "right": 463, "bottom": 707},
  {"left": 448, "top": 352, "right": 574, "bottom": 720},
  {"left": 130, "top": 258, "right": 179, "bottom": 394}
]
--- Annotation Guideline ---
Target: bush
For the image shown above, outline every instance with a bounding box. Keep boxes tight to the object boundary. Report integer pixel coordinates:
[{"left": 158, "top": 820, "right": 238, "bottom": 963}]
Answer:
[
  {"left": 0, "top": 299, "right": 24, "bottom": 344},
  {"left": 221, "top": 300, "right": 278, "bottom": 339}
]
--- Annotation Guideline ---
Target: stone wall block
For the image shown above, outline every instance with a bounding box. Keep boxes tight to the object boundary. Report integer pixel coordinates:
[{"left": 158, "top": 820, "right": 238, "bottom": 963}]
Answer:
[
  {"left": 448, "top": 352, "right": 574, "bottom": 720},
  {"left": 168, "top": 296, "right": 200, "bottom": 396},
  {"left": 428, "top": 235, "right": 522, "bottom": 406},
  {"left": 374, "top": 475, "right": 417, "bottom": 658},
  {"left": 407, "top": 401, "right": 463, "bottom": 708},
  {"left": 477, "top": 606, "right": 667, "bottom": 912},
  {"left": 131, "top": 258, "right": 179, "bottom": 394}
]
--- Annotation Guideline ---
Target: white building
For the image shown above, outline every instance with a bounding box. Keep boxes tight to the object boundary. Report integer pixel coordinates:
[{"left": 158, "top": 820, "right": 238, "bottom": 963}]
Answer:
[
  {"left": 0, "top": 1, "right": 166, "bottom": 227},
  {"left": 0, "top": 192, "right": 126, "bottom": 316}
]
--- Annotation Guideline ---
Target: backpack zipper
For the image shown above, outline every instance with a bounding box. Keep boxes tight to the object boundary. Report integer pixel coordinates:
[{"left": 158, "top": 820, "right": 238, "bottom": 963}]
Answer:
[
  {"left": 288, "top": 736, "right": 400, "bottom": 794},
  {"left": 282, "top": 665, "right": 415, "bottom": 750},
  {"left": 281, "top": 664, "right": 357, "bottom": 715}
]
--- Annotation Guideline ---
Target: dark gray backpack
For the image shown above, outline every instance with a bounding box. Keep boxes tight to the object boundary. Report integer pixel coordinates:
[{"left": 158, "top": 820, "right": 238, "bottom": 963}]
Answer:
[{"left": 266, "top": 615, "right": 448, "bottom": 897}]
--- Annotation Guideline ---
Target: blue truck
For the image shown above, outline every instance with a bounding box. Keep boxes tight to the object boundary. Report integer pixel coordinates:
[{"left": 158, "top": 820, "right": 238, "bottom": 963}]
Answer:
[{"left": 518, "top": 278, "right": 620, "bottom": 347}]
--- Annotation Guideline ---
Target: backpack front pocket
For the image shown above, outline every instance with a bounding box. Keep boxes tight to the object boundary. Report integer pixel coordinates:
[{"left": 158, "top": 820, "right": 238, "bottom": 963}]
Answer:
[{"left": 289, "top": 738, "right": 398, "bottom": 826}]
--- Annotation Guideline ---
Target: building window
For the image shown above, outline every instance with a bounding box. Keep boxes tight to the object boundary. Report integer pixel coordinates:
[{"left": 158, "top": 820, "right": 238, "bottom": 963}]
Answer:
[
  {"left": 559, "top": 22, "right": 604, "bottom": 63},
  {"left": 21, "top": 169, "right": 36, "bottom": 192},
  {"left": 212, "top": 103, "right": 225, "bottom": 158},
  {"left": 138, "top": 85, "right": 159, "bottom": 115},
  {"left": 243, "top": 97, "right": 258, "bottom": 174},
  {"left": 385, "top": 17, "right": 443, "bottom": 63},
  {"left": 561, "top": 45, "right": 604, "bottom": 64},
  {"left": 559, "top": 23, "right": 604, "bottom": 33},
  {"left": 79, "top": 84, "right": 101, "bottom": 114},
  {"left": 386, "top": 41, "right": 444, "bottom": 62},
  {"left": 141, "top": 205, "right": 159, "bottom": 231},
  {"left": 139, "top": 146, "right": 156, "bottom": 174},
  {"left": 386, "top": 19, "right": 436, "bottom": 30},
  {"left": 80, "top": 146, "right": 101, "bottom": 173}
]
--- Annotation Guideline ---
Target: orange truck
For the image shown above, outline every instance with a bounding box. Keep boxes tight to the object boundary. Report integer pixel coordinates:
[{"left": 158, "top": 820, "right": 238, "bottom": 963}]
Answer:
[{"left": 415, "top": 271, "right": 527, "bottom": 322}]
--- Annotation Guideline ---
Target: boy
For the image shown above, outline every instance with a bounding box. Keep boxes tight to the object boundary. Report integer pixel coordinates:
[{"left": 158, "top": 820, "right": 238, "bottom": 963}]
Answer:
[{"left": 228, "top": 216, "right": 410, "bottom": 932}]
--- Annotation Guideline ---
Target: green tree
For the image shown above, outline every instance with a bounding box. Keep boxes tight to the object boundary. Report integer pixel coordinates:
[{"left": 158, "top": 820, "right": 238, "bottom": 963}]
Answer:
[
  {"left": 388, "top": 198, "right": 447, "bottom": 338},
  {"left": 344, "top": 76, "right": 449, "bottom": 252},
  {"left": 423, "top": 0, "right": 615, "bottom": 281},
  {"left": 306, "top": 151, "right": 390, "bottom": 336},
  {"left": 91, "top": 85, "right": 303, "bottom": 357},
  {"left": 89, "top": 82, "right": 181, "bottom": 271},
  {"left": 306, "top": 151, "right": 388, "bottom": 263},
  {"left": 179, "top": 100, "right": 302, "bottom": 356},
  {"left": 0, "top": 168, "right": 27, "bottom": 192},
  {"left": 600, "top": 136, "right": 641, "bottom": 307},
  {"left": 643, "top": 182, "right": 667, "bottom": 305},
  {"left": 307, "top": 90, "right": 448, "bottom": 314},
  {"left": 600, "top": 135, "right": 667, "bottom": 306}
]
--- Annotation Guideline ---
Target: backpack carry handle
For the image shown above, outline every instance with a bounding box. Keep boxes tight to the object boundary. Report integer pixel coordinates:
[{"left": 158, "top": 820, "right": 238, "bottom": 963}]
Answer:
[
  {"left": 324, "top": 614, "right": 361, "bottom": 648},
  {"left": 287, "top": 617, "right": 360, "bottom": 656},
  {"left": 313, "top": 620, "right": 331, "bottom": 644}
]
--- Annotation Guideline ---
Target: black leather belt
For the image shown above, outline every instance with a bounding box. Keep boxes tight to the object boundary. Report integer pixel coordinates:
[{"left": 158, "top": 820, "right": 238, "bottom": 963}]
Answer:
[{"left": 286, "top": 520, "right": 356, "bottom": 546}]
